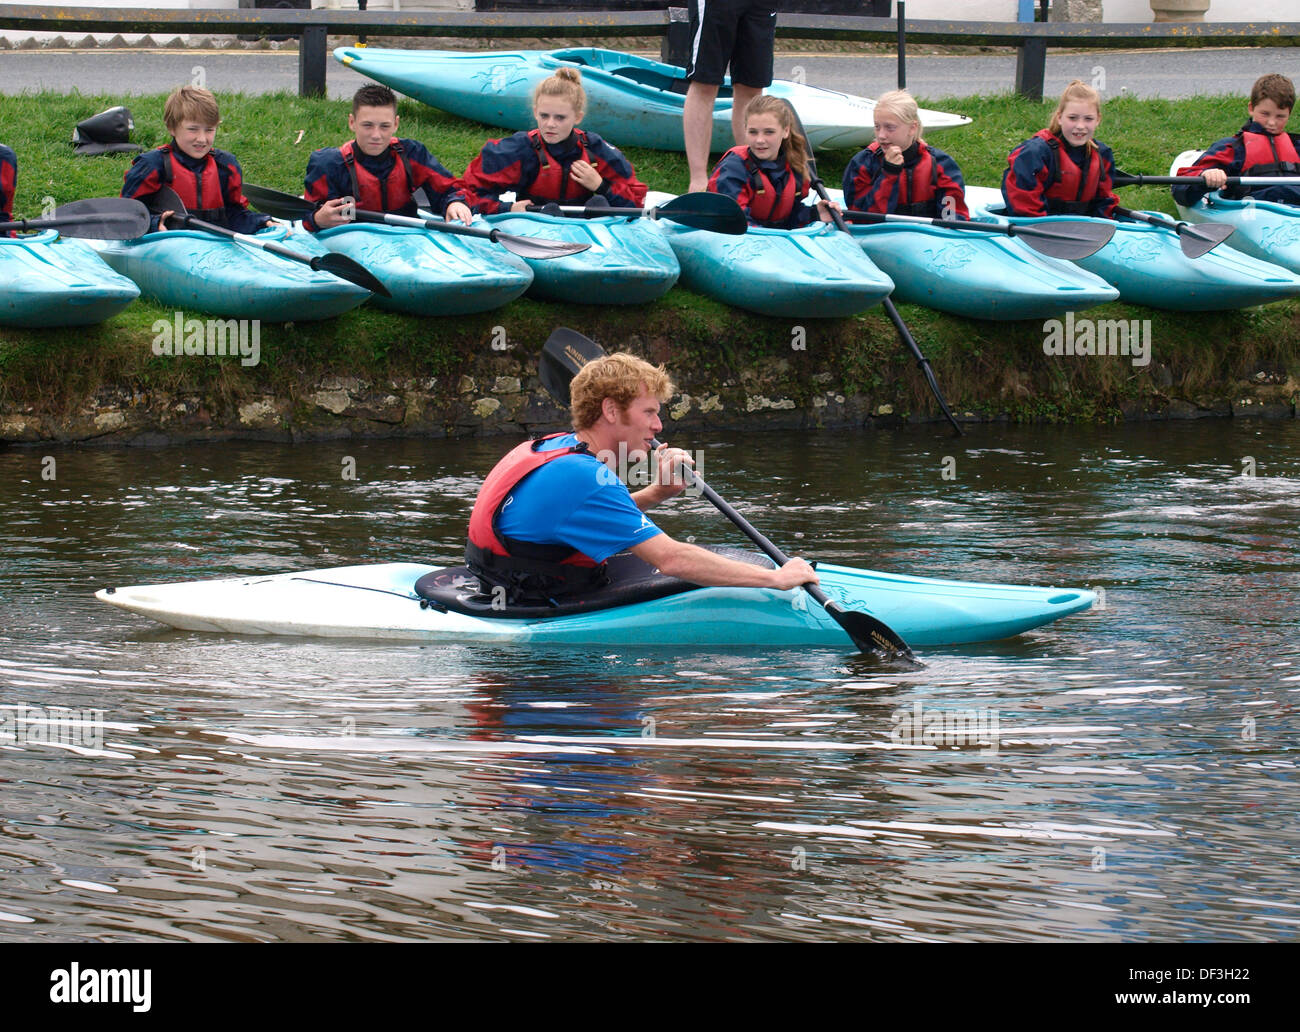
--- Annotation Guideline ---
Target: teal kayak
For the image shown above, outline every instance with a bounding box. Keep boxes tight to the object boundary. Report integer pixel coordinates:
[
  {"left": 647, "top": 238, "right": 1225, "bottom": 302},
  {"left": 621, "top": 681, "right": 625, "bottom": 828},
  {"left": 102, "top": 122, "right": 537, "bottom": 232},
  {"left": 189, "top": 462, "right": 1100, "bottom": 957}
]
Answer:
[
  {"left": 966, "top": 185, "right": 1300, "bottom": 312},
  {"left": 827, "top": 194, "right": 1120, "bottom": 320},
  {"left": 311, "top": 222, "right": 533, "bottom": 316},
  {"left": 656, "top": 215, "right": 894, "bottom": 318},
  {"left": 1168, "top": 165, "right": 1300, "bottom": 281},
  {"left": 88, "top": 224, "right": 372, "bottom": 322},
  {"left": 1175, "top": 193, "right": 1300, "bottom": 274},
  {"left": 1, "top": 229, "right": 139, "bottom": 328},
  {"left": 1170, "top": 148, "right": 1300, "bottom": 273},
  {"left": 334, "top": 46, "right": 970, "bottom": 154},
  {"left": 97, "top": 551, "right": 1094, "bottom": 648},
  {"left": 482, "top": 211, "right": 679, "bottom": 305}
]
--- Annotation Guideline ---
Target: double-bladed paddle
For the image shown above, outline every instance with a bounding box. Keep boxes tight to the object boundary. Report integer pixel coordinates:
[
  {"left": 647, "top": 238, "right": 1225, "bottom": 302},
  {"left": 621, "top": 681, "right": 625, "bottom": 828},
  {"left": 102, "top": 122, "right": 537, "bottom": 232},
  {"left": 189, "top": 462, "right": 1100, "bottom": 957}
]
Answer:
[
  {"left": 1115, "top": 206, "right": 1235, "bottom": 259},
  {"left": 149, "top": 186, "right": 390, "bottom": 296},
  {"left": 780, "top": 101, "right": 963, "bottom": 437},
  {"left": 842, "top": 207, "right": 1116, "bottom": 260},
  {"left": 0, "top": 197, "right": 151, "bottom": 240},
  {"left": 1114, "top": 171, "right": 1300, "bottom": 188},
  {"left": 526, "top": 191, "right": 748, "bottom": 234},
  {"left": 538, "top": 326, "right": 917, "bottom": 663},
  {"left": 242, "top": 183, "right": 590, "bottom": 260}
]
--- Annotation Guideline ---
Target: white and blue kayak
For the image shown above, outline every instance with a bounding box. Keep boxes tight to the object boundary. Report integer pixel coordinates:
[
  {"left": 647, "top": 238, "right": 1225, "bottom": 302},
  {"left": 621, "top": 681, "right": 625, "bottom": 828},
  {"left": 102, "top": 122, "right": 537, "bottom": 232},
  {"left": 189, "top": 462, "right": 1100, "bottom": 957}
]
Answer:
[
  {"left": 97, "top": 548, "right": 1094, "bottom": 648},
  {"left": 1171, "top": 149, "right": 1300, "bottom": 274},
  {"left": 334, "top": 46, "right": 971, "bottom": 154}
]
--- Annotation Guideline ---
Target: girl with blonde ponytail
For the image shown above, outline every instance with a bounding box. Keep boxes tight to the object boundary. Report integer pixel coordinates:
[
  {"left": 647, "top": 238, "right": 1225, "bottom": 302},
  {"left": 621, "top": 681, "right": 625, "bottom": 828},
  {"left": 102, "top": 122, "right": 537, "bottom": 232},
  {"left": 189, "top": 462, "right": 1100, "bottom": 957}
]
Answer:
[{"left": 463, "top": 66, "right": 647, "bottom": 214}]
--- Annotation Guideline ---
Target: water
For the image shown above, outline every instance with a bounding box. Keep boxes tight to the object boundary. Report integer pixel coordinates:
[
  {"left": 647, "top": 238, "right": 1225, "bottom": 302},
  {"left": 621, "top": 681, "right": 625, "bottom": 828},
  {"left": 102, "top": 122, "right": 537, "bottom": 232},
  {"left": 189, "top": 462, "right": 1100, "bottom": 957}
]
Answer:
[{"left": 1, "top": 421, "right": 1297, "bottom": 942}]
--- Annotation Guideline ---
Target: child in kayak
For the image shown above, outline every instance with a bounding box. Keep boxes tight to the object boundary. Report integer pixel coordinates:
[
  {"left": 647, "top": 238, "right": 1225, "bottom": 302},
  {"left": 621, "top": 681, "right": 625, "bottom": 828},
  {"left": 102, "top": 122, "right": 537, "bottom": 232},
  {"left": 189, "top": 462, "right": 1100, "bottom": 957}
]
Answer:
[
  {"left": 462, "top": 68, "right": 646, "bottom": 214},
  {"left": 304, "top": 84, "right": 473, "bottom": 231},
  {"left": 1172, "top": 73, "right": 1300, "bottom": 208},
  {"left": 0, "top": 144, "right": 15, "bottom": 230},
  {"left": 708, "top": 95, "right": 835, "bottom": 228},
  {"left": 1003, "top": 79, "right": 1119, "bottom": 219},
  {"left": 842, "top": 89, "right": 969, "bottom": 220},
  {"left": 121, "top": 86, "right": 270, "bottom": 234}
]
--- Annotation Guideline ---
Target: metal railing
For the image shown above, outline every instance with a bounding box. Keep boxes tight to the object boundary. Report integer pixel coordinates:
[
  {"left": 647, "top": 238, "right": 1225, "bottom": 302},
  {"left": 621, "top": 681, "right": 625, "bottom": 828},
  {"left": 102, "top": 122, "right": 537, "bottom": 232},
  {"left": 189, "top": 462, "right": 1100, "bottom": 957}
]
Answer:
[{"left": 0, "top": 5, "right": 1296, "bottom": 101}]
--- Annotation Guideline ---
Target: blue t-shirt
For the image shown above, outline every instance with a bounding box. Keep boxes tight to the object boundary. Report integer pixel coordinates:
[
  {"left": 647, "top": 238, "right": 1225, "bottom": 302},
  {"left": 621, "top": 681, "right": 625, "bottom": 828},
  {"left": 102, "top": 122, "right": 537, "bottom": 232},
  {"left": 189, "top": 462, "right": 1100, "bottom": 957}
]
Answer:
[{"left": 494, "top": 433, "right": 663, "bottom": 563}]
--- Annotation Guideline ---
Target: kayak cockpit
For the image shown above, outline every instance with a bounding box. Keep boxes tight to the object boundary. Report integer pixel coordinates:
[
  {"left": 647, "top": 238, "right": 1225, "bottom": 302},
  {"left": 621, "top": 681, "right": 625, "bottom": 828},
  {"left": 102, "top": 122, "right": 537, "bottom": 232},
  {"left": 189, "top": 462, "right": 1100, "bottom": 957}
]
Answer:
[
  {"left": 550, "top": 48, "right": 711, "bottom": 98},
  {"left": 414, "top": 546, "right": 773, "bottom": 620}
]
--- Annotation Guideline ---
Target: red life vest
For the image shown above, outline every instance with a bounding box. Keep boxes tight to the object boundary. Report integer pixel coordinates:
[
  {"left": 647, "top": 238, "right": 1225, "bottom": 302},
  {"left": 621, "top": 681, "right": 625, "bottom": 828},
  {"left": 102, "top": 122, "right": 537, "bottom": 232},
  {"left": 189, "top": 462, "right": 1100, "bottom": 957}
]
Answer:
[
  {"left": 525, "top": 128, "right": 596, "bottom": 204},
  {"left": 340, "top": 139, "right": 418, "bottom": 214},
  {"left": 465, "top": 433, "right": 606, "bottom": 603},
  {"left": 153, "top": 144, "right": 232, "bottom": 224},
  {"left": 1240, "top": 129, "right": 1300, "bottom": 177},
  {"left": 1038, "top": 129, "right": 1103, "bottom": 215},
  {"left": 867, "top": 140, "right": 940, "bottom": 216},
  {"left": 734, "top": 146, "right": 803, "bottom": 225}
]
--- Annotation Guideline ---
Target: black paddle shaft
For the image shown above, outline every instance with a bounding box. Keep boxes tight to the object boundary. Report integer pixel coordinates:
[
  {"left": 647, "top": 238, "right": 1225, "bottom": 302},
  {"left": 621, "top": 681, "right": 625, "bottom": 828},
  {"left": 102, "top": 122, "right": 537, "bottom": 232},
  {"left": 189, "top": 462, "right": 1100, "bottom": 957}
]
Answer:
[
  {"left": 539, "top": 327, "right": 916, "bottom": 661},
  {"left": 656, "top": 440, "right": 913, "bottom": 658},
  {"left": 781, "top": 102, "right": 964, "bottom": 437}
]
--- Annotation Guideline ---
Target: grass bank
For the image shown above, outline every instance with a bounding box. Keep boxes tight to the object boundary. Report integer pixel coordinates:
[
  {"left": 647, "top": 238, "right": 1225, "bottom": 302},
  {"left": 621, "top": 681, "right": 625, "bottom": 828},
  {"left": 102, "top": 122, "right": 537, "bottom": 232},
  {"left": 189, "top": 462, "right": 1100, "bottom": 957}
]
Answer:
[{"left": 2, "top": 90, "right": 1297, "bottom": 441}]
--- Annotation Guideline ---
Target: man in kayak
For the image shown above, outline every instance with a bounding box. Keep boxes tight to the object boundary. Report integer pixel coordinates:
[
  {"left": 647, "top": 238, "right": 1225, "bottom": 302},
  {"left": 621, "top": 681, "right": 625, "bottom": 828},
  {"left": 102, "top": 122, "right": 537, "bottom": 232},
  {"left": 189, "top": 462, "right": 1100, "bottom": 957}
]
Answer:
[
  {"left": 683, "top": 0, "right": 778, "bottom": 193},
  {"left": 304, "top": 84, "right": 473, "bottom": 232},
  {"left": 467, "top": 352, "right": 819, "bottom": 604},
  {"left": 121, "top": 86, "right": 270, "bottom": 235},
  {"left": 1172, "top": 73, "right": 1300, "bottom": 208},
  {"left": 0, "top": 143, "right": 15, "bottom": 230}
]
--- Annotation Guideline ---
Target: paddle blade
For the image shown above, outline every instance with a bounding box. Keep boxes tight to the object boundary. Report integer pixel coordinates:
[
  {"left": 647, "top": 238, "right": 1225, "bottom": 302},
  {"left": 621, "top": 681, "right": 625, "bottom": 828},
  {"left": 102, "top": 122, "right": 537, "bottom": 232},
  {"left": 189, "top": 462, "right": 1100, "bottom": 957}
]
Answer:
[
  {"left": 824, "top": 600, "right": 916, "bottom": 663},
  {"left": 44, "top": 197, "right": 150, "bottom": 239},
  {"left": 150, "top": 186, "right": 188, "bottom": 217},
  {"left": 244, "top": 183, "right": 316, "bottom": 220},
  {"left": 652, "top": 192, "right": 748, "bottom": 234},
  {"left": 311, "top": 252, "right": 391, "bottom": 297},
  {"left": 1177, "top": 220, "right": 1235, "bottom": 258},
  {"left": 540, "top": 326, "right": 605, "bottom": 406},
  {"left": 1010, "top": 218, "right": 1116, "bottom": 259},
  {"left": 492, "top": 230, "right": 591, "bottom": 260}
]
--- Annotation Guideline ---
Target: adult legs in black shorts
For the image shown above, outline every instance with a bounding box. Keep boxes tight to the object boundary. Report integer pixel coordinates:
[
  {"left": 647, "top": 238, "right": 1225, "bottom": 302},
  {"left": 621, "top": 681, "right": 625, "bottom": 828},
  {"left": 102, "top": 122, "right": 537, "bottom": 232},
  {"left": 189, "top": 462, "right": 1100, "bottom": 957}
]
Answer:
[{"left": 685, "top": 0, "right": 777, "bottom": 89}]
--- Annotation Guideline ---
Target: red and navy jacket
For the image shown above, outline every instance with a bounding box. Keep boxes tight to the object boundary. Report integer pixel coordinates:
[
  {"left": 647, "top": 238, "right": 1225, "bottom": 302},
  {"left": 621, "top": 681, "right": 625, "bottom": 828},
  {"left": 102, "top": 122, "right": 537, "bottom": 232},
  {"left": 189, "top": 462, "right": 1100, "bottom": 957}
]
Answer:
[
  {"left": 465, "top": 433, "right": 606, "bottom": 602},
  {"left": 462, "top": 128, "right": 645, "bottom": 214},
  {"left": 708, "top": 145, "right": 813, "bottom": 229},
  {"left": 1172, "top": 120, "right": 1300, "bottom": 208},
  {"left": 122, "top": 143, "right": 269, "bottom": 235},
  {"left": 0, "top": 144, "right": 16, "bottom": 233},
  {"left": 302, "top": 137, "right": 468, "bottom": 232},
  {"left": 1002, "top": 129, "right": 1119, "bottom": 219},
  {"left": 842, "top": 139, "right": 969, "bottom": 220}
]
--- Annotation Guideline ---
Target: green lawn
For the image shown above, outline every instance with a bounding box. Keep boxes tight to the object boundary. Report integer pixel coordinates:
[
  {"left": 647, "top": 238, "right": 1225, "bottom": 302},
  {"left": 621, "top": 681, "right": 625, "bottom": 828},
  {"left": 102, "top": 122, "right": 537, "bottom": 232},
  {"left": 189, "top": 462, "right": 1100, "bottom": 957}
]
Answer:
[{"left": 0, "top": 89, "right": 1246, "bottom": 218}]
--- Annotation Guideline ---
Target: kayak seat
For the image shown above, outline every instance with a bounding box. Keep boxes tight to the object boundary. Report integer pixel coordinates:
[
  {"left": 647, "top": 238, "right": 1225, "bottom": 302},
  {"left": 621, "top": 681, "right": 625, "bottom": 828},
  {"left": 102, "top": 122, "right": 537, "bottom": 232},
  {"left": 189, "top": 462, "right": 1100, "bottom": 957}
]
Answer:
[
  {"left": 610, "top": 67, "right": 698, "bottom": 97},
  {"left": 414, "top": 545, "right": 773, "bottom": 620}
]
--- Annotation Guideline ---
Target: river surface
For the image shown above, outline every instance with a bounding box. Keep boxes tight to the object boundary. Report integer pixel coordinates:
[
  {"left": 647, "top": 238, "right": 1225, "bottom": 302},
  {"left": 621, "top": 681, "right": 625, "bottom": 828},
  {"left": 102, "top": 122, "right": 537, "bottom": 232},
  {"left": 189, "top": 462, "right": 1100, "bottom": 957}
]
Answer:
[{"left": 1, "top": 420, "right": 1297, "bottom": 943}]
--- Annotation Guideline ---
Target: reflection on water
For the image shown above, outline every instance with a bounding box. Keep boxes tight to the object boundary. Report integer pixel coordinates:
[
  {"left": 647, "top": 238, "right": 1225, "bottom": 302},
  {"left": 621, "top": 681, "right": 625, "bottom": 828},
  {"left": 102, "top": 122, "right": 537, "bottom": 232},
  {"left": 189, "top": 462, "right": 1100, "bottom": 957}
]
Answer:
[{"left": 0, "top": 421, "right": 1297, "bottom": 940}]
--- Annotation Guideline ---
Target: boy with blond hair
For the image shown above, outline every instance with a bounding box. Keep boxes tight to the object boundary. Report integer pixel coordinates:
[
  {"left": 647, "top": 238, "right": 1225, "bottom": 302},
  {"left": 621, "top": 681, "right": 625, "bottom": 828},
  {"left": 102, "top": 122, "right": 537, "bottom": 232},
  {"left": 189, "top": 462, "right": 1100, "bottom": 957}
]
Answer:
[{"left": 121, "top": 86, "right": 270, "bottom": 234}]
